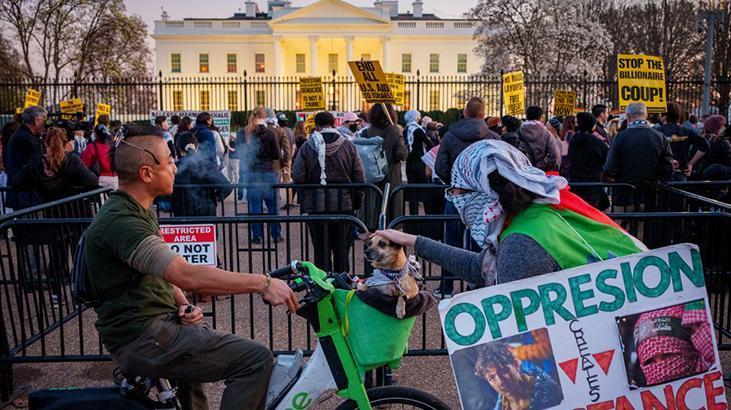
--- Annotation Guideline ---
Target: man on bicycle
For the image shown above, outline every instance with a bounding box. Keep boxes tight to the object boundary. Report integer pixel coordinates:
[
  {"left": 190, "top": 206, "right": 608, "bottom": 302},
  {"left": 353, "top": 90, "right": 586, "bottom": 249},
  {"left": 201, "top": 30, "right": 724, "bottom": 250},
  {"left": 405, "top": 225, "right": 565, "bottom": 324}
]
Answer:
[{"left": 85, "top": 123, "right": 298, "bottom": 410}]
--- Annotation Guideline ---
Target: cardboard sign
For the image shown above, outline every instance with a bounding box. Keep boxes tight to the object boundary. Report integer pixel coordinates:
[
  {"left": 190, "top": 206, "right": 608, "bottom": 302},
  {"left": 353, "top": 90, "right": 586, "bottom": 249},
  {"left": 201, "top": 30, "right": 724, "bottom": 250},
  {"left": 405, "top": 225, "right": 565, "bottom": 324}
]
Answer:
[
  {"left": 617, "top": 54, "right": 667, "bottom": 113},
  {"left": 24, "top": 89, "right": 41, "bottom": 108},
  {"left": 553, "top": 90, "right": 577, "bottom": 117},
  {"left": 150, "top": 110, "right": 231, "bottom": 138},
  {"left": 439, "top": 244, "right": 726, "bottom": 410},
  {"left": 502, "top": 71, "right": 525, "bottom": 116},
  {"left": 299, "top": 77, "right": 325, "bottom": 111},
  {"left": 385, "top": 73, "right": 405, "bottom": 107},
  {"left": 95, "top": 103, "right": 111, "bottom": 125},
  {"left": 60, "top": 98, "right": 84, "bottom": 119},
  {"left": 160, "top": 224, "right": 217, "bottom": 266},
  {"left": 347, "top": 60, "right": 395, "bottom": 103},
  {"left": 296, "top": 111, "right": 345, "bottom": 129}
]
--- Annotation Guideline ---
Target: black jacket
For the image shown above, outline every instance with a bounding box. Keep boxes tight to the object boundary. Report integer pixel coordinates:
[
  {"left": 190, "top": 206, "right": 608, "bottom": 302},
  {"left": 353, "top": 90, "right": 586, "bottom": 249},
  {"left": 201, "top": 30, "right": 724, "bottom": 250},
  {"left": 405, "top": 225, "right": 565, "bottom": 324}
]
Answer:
[
  {"left": 11, "top": 153, "right": 99, "bottom": 203},
  {"left": 236, "top": 125, "right": 281, "bottom": 173},
  {"left": 657, "top": 123, "right": 709, "bottom": 169},
  {"left": 404, "top": 127, "right": 434, "bottom": 184},
  {"left": 568, "top": 131, "right": 609, "bottom": 182},
  {"left": 604, "top": 124, "right": 674, "bottom": 184},
  {"left": 5, "top": 124, "right": 43, "bottom": 208},
  {"left": 435, "top": 118, "right": 497, "bottom": 183},
  {"left": 171, "top": 153, "right": 233, "bottom": 217}
]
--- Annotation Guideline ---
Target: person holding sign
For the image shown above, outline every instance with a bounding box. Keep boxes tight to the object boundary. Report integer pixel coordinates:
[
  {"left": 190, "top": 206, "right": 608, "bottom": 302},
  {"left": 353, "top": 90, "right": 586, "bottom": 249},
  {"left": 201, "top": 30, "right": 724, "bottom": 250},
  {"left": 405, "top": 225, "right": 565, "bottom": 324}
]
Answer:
[
  {"left": 376, "top": 139, "right": 645, "bottom": 290},
  {"left": 84, "top": 123, "right": 297, "bottom": 410}
]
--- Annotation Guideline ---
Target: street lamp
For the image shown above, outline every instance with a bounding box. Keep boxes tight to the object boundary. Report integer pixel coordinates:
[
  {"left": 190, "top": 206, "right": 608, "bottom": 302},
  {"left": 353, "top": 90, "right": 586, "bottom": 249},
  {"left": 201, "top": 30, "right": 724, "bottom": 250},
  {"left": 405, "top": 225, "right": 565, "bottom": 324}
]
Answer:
[{"left": 698, "top": 0, "right": 727, "bottom": 115}]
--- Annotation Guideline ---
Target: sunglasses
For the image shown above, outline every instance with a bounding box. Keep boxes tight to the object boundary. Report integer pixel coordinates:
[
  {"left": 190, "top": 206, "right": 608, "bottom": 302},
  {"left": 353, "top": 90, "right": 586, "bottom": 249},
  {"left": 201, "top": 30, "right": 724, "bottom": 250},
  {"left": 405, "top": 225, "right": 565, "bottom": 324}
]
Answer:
[{"left": 112, "top": 127, "right": 160, "bottom": 165}]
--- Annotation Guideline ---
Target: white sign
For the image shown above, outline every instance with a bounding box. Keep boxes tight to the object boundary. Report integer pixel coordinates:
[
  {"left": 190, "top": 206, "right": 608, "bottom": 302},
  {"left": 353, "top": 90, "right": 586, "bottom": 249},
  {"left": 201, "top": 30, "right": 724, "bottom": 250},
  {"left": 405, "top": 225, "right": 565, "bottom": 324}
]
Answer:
[
  {"left": 439, "top": 244, "right": 726, "bottom": 410},
  {"left": 150, "top": 110, "right": 231, "bottom": 138},
  {"left": 160, "top": 224, "right": 217, "bottom": 266}
]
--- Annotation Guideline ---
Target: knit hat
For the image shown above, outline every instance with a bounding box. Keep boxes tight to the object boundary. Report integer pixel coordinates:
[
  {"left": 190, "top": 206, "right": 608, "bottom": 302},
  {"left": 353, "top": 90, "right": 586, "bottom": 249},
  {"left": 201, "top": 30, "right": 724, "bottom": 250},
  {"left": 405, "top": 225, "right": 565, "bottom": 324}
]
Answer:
[
  {"left": 548, "top": 117, "right": 562, "bottom": 133},
  {"left": 704, "top": 115, "right": 726, "bottom": 135}
]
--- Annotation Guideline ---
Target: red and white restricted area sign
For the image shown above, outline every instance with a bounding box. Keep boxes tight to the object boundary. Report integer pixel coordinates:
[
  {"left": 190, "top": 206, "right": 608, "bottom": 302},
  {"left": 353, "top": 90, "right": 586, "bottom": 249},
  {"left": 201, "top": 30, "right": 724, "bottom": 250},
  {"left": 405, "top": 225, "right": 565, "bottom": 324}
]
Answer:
[{"left": 160, "top": 224, "right": 217, "bottom": 266}]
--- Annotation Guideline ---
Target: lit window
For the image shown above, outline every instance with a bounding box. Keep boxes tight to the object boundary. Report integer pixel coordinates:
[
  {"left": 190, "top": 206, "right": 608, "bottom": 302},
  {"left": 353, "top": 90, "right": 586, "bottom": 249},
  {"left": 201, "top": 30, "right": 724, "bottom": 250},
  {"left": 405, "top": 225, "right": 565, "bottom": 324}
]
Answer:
[
  {"left": 296, "top": 54, "right": 306, "bottom": 73},
  {"left": 228, "top": 90, "right": 238, "bottom": 111},
  {"left": 171, "top": 53, "right": 181, "bottom": 73},
  {"left": 361, "top": 53, "right": 371, "bottom": 61},
  {"left": 255, "top": 53, "right": 265, "bottom": 73},
  {"left": 256, "top": 90, "right": 266, "bottom": 106},
  {"left": 457, "top": 54, "right": 467, "bottom": 73},
  {"left": 429, "top": 90, "right": 439, "bottom": 111},
  {"left": 199, "top": 54, "right": 209, "bottom": 73},
  {"left": 227, "top": 53, "right": 237, "bottom": 73},
  {"left": 172, "top": 90, "right": 183, "bottom": 111},
  {"left": 200, "top": 90, "right": 210, "bottom": 110},
  {"left": 403, "top": 90, "right": 411, "bottom": 110},
  {"left": 429, "top": 54, "right": 439, "bottom": 73},
  {"left": 328, "top": 53, "right": 338, "bottom": 74},
  {"left": 401, "top": 53, "right": 411, "bottom": 73}
]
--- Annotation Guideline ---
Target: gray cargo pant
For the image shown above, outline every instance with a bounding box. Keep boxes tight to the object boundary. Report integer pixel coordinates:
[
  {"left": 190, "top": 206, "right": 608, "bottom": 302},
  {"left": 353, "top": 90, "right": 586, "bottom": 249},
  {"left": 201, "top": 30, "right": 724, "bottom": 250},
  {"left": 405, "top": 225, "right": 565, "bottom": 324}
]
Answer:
[{"left": 111, "top": 314, "right": 273, "bottom": 410}]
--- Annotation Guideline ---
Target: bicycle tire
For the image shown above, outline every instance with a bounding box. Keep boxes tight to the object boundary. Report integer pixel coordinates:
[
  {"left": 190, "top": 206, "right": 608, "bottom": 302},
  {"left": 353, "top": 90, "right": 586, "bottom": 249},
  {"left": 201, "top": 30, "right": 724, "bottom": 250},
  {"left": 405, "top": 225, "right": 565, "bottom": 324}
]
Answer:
[{"left": 335, "top": 386, "right": 451, "bottom": 410}]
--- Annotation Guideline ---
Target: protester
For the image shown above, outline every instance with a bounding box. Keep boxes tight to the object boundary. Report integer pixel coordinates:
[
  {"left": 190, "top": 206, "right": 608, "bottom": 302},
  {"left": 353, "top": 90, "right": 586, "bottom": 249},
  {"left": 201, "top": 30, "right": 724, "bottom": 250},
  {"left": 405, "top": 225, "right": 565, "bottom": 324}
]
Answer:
[
  {"left": 5, "top": 106, "right": 46, "bottom": 209},
  {"left": 404, "top": 110, "right": 435, "bottom": 215},
  {"left": 294, "top": 120, "right": 308, "bottom": 153},
  {"left": 0, "top": 115, "right": 20, "bottom": 188},
  {"left": 211, "top": 124, "right": 226, "bottom": 170},
  {"left": 606, "top": 117, "right": 622, "bottom": 143},
  {"left": 375, "top": 139, "right": 645, "bottom": 289},
  {"left": 559, "top": 115, "right": 576, "bottom": 177},
  {"left": 547, "top": 117, "right": 561, "bottom": 139},
  {"left": 193, "top": 112, "right": 218, "bottom": 166},
  {"left": 518, "top": 106, "right": 561, "bottom": 172},
  {"left": 356, "top": 112, "right": 369, "bottom": 131},
  {"left": 84, "top": 123, "right": 297, "bottom": 410},
  {"left": 604, "top": 102, "right": 674, "bottom": 209},
  {"left": 568, "top": 112, "right": 609, "bottom": 210},
  {"left": 592, "top": 104, "right": 610, "bottom": 144},
  {"left": 292, "top": 111, "right": 365, "bottom": 272},
  {"left": 237, "top": 106, "right": 282, "bottom": 244},
  {"left": 81, "top": 122, "right": 118, "bottom": 189},
  {"left": 657, "top": 102, "right": 709, "bottom": 181},
  {"left": 699, "top": 115, "right": 730, "bottom": 180},
  {"left": 169, "top": 114, "right": 181, "bottom": 137},
  {"left": 277, "top": 112, "right": 296, "bottom": 160},
  {"left": 338, "top": 112, "right": 360, "bottom": 140},
  {"left": 154, "top": 115, "right": 176, "bottom": 158},
  {"left": 174, "top": 116, "right": 194, "bottom": 147},
  {"left": 434, "top": 97, "right": 496, "bottom": 298},
  {"left": 224, "top": 129, "right": 239, "bottom": 185},
  {"left": 499, "top": 115, "right": 527, "bottom": 155},
  {"left": 266, "top": 112, "right": 293, "bottom": 210},
  {"left": 485, "top": 116, "right": 501, "bottom": 135}
]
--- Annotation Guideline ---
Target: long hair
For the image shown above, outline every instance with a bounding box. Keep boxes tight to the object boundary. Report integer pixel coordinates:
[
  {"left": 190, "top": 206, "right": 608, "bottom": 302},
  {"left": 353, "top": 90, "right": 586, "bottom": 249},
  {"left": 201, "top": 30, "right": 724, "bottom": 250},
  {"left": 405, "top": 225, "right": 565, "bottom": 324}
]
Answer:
[
  {"left": 294, "top": 121, "right": 306, "bottom": 139},
  {"left": 44, "top": 127, "right": 68, "bottom": 173},
  {"left": 245, "top": 106, "right": 266, "bottom": 137},
  {"left": 487, "top": 171, "right": 537, "bottom": 215},
  {"left": 560, "top": 116, "right": 576, "bottom": 139},
  {"left": 368, "top": 103, "right": 394, "bottom": 129}
]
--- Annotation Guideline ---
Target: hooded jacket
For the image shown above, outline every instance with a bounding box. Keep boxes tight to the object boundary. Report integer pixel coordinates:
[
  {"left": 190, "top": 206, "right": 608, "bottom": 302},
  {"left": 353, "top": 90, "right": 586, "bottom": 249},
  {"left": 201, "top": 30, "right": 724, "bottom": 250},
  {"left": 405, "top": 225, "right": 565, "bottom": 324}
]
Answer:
[
  {"left": 12, "top": 153, "right": 98, "bottom": 203},
  {"left": 518, "top": 121, "right": 562, "bottom": 172},
  {"left": 435, "top": 118, "right": 497, "bottom": 183},
  {"left": 292, "top": 131, "right": 365, "bottom": 214}
]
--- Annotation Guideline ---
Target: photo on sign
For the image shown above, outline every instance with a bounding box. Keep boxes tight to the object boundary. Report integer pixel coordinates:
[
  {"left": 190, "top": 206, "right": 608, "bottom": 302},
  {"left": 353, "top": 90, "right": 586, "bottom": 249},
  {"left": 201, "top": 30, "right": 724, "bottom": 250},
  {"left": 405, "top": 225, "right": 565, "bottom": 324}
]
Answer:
[
  {"left": 450, "top": 328, "right": 564, "bottom": 410},
  {"left": 616, "top": 299, "right": 715, "bottom": 389}
]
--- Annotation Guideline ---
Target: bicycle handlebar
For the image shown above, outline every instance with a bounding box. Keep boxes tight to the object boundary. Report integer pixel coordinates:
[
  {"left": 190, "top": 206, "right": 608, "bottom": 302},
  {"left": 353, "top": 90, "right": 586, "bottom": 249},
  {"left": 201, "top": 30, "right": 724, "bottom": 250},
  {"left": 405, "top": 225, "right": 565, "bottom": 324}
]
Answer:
[{"left": 269, "top": 261, "right": 300, "bottom": 279}]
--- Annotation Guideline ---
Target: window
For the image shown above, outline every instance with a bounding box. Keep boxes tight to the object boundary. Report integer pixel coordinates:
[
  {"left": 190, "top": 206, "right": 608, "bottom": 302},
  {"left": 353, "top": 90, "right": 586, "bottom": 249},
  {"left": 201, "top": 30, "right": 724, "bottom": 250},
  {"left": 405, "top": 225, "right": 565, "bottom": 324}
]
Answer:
[
  {"left": 457, "top": 54, "right": 467, "bottom": 73},
  {"left": 255, "top": 90, "right": 266, "bottom": 106},
  {"left": 228, "top": 90, "right": 238, "bottom": 111},
  {"left": 403, "top": 90, "right": 411, "bottom": 111},
  {"left": 296, "top": 53, "right": 306, "bottom": 73},
  {"left": 227, "top": 53, "right": 237, "bottom": 73},
  {"left": 429, "top": 54, "right": 439, "bottom": 73},
  {"left": 328, "top": 53, "right": 338, "bottom": 73},
  {"left": 255, "top": 53, "right": 265, "bottom": 73},
  {"left": 200, "top": 90, "right": 210, "bottom": 110},
  {"left": 401, "top": 53, "right": 412, "bottom": 73},
  {"left": 429, "top": 90, "right": 439, "bottom": 111},
  {"left": 172, "top": 90, "right": 183, "bottom": 111},
  {"left": 171, "top": 53, "right": 181, "bottom": 73},
  {"left": 199, "top": 53, "right": 209, "bottom": 73},
  {"left": 361, "top": 53, "right": 371, "bottom": 61}
]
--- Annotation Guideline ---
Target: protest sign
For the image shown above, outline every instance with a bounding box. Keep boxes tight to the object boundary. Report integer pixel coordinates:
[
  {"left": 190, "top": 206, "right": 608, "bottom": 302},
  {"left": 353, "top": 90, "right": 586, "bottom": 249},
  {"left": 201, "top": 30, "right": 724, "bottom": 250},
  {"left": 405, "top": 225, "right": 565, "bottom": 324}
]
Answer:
[
  {"left": 24, "top": 89, "right": 41, "bottom": 108},
  {"left": 95, "top": 103, "right": 111, "bottom": 125},
  {"left": 553, "top": 90, "right": 577, "bottom": 117},
  {"left": 439, "top": 244, "right": 726, "bottom": 410},
  {"left": 150, "top": 110, "right": 231, "bottom": 138},
  {"left": 160, "top": 224, "right": 217, "bottom": 266},
  {"left": 296, "top": 111, "right": 345, "bottom": 129},
  {"left": 347, "top": 60, "right": 395, "bottom": 103},
  {"left": 385, "top": 73, "right": 405, "bottom": 107},
  {"left": 502, "top": 71, "right": 525, "bottom": 116},
  {"left": 60, "top": 98, "right": 84, "bottom": 119},
  {"left": 299, "top": 77, "right": 325, "bottom": 111},
  {"left": 617, "top": 54, "right": 667, "bottom": 113}
]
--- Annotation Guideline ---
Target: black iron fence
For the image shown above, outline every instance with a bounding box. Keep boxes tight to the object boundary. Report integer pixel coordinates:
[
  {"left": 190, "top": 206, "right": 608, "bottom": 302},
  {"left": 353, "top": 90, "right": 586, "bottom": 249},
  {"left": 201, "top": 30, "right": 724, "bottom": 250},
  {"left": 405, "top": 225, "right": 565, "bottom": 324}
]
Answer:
[{"left": 1, "top": 73, "right": 730, "bottom": 124}]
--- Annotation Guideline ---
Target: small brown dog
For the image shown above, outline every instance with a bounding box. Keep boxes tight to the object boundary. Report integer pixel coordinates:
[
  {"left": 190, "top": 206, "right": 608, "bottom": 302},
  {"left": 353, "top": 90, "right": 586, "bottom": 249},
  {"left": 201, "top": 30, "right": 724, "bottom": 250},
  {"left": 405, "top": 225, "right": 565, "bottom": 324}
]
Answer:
[{"left": 358, "top": 233, "right": 421, "bottom": 318}]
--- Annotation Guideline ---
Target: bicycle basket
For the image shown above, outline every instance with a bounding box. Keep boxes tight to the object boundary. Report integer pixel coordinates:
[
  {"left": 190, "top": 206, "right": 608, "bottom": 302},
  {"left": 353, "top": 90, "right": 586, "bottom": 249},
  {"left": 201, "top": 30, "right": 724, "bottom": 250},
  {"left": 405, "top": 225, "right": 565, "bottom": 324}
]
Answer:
[{"left": 332, "top": 289, "right": 416, "bottom": 371}]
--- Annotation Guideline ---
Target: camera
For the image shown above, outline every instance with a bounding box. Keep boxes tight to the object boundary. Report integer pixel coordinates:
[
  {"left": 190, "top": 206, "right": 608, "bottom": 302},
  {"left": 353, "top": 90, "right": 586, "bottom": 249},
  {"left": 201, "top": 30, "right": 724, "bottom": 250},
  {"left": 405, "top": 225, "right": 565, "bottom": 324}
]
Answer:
[{"left": 45, "top": 111, "right": 92, "bottom": 140}]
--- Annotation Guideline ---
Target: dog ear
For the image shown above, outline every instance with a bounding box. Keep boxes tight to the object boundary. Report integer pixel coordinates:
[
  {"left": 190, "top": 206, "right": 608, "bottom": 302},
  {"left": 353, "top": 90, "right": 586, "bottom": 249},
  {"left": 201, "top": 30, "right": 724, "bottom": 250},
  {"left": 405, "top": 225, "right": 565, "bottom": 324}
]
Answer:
[{"left": 357, "top": 232, "right": 371, "bottom": 241}]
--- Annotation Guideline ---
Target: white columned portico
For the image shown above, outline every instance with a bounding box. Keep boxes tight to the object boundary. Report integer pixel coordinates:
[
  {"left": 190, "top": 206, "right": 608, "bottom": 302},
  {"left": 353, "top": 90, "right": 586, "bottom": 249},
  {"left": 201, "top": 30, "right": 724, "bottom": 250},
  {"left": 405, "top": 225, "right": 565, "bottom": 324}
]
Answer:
[
  {"left": 345, "top": 35, "right": 354, "bottom": 62},
  {"left": 380, "top": 35, "right": 390, "bottom": 71},
  {"left": 309, "top": 35, "right": 319, "bottom": 75},
  {"left": 273, "top": 35, "right": 283, "bottom": 76}
]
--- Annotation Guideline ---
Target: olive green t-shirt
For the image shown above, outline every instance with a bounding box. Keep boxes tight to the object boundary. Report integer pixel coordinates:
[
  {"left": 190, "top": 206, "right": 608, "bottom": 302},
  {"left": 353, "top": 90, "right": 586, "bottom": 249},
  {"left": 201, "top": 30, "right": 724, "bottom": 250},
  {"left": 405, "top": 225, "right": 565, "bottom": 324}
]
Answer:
[{"left": 85, "top": 190, "right": 178, "bottom": 352}]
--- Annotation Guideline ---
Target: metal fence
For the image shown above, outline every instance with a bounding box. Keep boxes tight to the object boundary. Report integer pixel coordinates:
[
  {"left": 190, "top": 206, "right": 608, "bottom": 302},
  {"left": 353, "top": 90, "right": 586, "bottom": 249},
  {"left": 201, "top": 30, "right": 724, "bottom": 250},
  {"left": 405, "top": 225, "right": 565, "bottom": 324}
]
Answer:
[{"left": 1, "top": 73, "right": 730, "bottom": 124}]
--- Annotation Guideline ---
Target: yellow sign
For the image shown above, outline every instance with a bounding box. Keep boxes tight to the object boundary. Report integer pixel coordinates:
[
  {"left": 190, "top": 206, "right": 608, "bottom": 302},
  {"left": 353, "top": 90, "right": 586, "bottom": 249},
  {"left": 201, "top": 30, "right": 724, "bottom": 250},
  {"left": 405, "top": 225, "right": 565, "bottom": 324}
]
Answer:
[
  {"left": 552, "top": 90, "right": 577, "bottom": 117},
  {"left": 59, "top": 98, "right": 84, "bottom": 119},
  {"left": 15, "top": 107, "right": 22, "bottom": 115},
  {"left": 347, "top": 60, "right": 395, "bottom": 103},
  {"left": 24, "top": 89, "right": 41, "bottom": 108},
  {"left": 617, "top": 54, "right": 666, "bottom": 113},
  {"left": 502, "top": 71, "right": 525, "bottom": 116},
  {"left": 385, "top": 73, "right": 405, "bottom": 107},
  {"left": 304, "top": 113, "right": 316, "bottom": 134},
  {"left": 95, "top": 103, "right": 111, "bottom": 125},
  {"left": 299, "top": 77, "right": 325, "bottom": 111}
]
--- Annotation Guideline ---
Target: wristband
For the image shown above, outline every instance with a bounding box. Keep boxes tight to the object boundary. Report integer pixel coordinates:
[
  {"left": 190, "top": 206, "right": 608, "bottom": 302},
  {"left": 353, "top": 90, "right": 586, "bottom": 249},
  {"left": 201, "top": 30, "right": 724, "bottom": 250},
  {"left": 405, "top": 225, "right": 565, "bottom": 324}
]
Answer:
[{"left": 260, "top": 273, "right": 271, "bottom": 296}]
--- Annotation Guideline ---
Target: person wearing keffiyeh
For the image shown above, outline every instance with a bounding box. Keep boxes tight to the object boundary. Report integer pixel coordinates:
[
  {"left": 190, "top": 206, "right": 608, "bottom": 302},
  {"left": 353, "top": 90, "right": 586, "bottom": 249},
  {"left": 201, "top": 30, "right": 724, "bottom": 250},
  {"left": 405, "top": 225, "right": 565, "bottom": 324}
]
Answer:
[{"left": 403, "top": 110, "right": 435, "bottom": 215}]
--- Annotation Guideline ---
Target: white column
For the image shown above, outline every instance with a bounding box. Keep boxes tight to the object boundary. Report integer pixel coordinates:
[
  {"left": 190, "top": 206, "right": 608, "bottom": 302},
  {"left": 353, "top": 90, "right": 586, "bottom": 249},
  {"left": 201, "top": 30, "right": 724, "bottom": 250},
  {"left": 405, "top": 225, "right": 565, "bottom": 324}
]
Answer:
[
  {"left": 309, "top": 36, "right": 319, "bottom": 76},
  {"left": 380, "top": 35, "right": 390, "bottom": 71},
  {"left": 273, "top": 35, "right": 283, "bottom": 76},
  {"left": 345, "top": 35, "right": 354, "bottom": 62}
]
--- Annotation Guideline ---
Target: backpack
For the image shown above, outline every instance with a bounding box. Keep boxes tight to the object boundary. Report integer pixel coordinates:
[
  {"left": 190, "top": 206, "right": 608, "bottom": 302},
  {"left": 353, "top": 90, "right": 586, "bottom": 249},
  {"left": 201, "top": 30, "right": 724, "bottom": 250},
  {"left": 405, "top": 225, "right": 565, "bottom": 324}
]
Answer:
[
  {"left": 352, "top": 133, "right": 388, "bottom": 183},
  {"left": 71, "top": 230, "right": 96, "bottom": 307}
]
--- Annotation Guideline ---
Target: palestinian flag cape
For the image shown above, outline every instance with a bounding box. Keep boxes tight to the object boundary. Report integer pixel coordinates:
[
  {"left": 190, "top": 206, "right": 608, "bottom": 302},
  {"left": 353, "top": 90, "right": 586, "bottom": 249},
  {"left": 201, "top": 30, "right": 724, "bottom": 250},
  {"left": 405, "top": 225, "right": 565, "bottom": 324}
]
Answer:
[{"left": 501, "top": 187, "right": 646, "bottom": 270}]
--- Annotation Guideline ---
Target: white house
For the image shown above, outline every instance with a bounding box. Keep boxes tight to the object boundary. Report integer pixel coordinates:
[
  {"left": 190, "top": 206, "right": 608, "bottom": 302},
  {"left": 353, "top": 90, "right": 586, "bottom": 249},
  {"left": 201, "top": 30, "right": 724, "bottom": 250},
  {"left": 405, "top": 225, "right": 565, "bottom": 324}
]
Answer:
[{"left": 151, "top": 0, "right": 479, "bottom": 111}]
